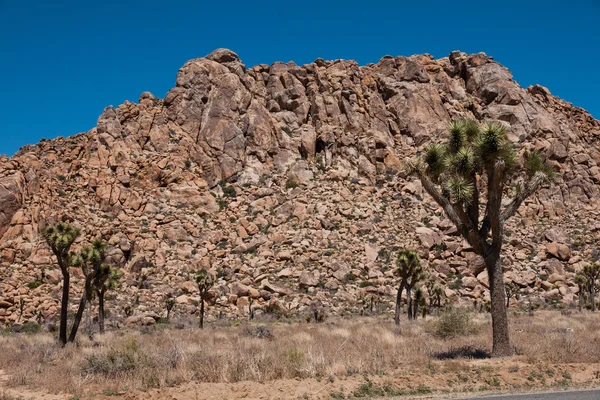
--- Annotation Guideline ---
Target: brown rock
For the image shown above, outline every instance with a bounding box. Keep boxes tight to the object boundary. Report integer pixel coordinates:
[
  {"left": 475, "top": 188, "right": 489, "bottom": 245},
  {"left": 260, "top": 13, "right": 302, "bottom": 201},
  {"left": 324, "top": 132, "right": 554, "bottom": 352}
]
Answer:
[{"left": 545, "top": 242, "right": 571, "bottom": 261}]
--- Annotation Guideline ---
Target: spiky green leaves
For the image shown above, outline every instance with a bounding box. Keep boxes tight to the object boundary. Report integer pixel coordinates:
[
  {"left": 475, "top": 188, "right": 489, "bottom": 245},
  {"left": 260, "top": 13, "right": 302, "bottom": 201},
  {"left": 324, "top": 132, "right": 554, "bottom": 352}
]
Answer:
[
  {"left": 445, "top": 147, "right": 478, "bottom": 176},
  {"left": 43, "top": 222, "right": 80, "bottom": 254},
  {"left": 397, "top": 249, "right": 424, "bottom": 285},
  {"left": 73, "top": 239, "right": 107, "bottom": 268},
  {"left": 195, "top": 269, "right": 216, "bottom": 294},
  {"left": 448, "top": 120, "right": 466, "bottom": 154},
  {"left": 43, "top": 222, "right": 81, "bottom": 267},
  {"left": 423, "top": 143, "right": 446, "bottom": 179},
  {"left": 415, "top": 119, "right": 516, "bottom": 186},
  {"left": 444, "top": 176, "right": 474, "bottom": 204},
  {"left": 474, "top": 122, "right": 516, "bottom": 168},
  {"left": 524, "top": 150, "right": 555, "bottom": 181},
  {"left": 101, "top": 266, "right": 123, "bottom": 291}
]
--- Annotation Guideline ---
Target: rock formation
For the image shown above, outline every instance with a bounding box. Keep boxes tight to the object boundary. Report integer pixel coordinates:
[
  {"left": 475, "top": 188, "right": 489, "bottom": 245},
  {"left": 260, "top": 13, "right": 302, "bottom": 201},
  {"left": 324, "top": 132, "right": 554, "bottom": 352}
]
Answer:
[{"left": 1, "top": 49, "right": 599, "bottom": 326}]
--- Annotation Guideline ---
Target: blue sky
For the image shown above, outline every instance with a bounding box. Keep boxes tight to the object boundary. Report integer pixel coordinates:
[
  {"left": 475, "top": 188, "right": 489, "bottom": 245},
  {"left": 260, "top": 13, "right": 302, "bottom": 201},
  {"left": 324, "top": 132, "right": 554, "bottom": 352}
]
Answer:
[{"left": 1, "top": 0, "right": 599, "bottom": 156}]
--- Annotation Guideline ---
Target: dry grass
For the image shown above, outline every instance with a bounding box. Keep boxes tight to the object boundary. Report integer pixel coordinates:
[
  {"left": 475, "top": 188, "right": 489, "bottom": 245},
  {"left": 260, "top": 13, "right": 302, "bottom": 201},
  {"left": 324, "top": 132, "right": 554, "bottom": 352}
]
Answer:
[{"left": 0, "top": 310, "right": 599, "bottom": 397}]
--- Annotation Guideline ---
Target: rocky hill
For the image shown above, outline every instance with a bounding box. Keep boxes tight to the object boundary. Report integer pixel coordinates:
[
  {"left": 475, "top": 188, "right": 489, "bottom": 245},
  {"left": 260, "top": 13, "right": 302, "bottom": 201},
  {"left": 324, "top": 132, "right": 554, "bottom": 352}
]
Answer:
[{"left": 1, "top": 49, "right": 600, "bottom": 327}]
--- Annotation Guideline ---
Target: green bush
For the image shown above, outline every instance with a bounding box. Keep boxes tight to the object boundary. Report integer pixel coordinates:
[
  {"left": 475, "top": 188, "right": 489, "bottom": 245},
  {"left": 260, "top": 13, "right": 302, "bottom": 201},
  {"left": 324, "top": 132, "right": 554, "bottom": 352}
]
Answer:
[
  {"left": 432, "top": 307, "right": 479, "bottom": 339},
  {"left": 222, "top": 185, "right": 237, "bottom": 198},
  {"left": 285, "top": 179, "right": 299, "bottom": 189},
  {"left": 26, "top": 281, "right": 42, "bottom": 289}
]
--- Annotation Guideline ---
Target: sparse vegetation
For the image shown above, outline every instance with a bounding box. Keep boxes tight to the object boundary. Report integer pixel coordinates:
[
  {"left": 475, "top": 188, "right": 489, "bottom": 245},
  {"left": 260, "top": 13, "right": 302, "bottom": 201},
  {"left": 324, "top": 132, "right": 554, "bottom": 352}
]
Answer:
[{"left": 1, "top": 312, "right": 599, "bottom": 398}]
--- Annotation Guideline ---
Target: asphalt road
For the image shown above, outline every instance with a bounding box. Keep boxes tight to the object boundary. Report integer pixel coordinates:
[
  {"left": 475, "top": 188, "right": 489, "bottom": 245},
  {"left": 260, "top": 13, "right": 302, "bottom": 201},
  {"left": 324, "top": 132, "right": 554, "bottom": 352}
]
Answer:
[{"left": 447, "top": 388, "right": 600, "bottom": 400}]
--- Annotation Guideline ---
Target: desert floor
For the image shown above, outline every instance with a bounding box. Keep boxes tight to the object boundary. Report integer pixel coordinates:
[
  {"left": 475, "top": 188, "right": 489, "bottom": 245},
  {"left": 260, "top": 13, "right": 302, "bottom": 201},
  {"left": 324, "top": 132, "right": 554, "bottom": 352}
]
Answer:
[{"left": 1, "top": 310, "right": 600, "bottom": 399}]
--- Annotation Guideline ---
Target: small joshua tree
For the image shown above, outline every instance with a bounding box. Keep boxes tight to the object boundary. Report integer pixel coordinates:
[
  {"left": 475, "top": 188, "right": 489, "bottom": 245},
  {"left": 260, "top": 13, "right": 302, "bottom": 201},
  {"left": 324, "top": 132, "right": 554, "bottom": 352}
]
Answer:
[
  {"left": 70, "top": 239, "right": 107, "bottom": 342},
  {"left": 406, "top": 267, "right": 425, "bottom": 320},
  {"left": 582, "top": 264, "right": 600, "bottom": 312},
  {"left": 94, "top": 264, "right": 122, "bottom": 333},
  {"left": 43, "top": 222, "right": 80, "bottom": 345},
  {"left": 425, "top": 279, "right": 444, "bottom": 315},
  {"left": 195, "top": 269, "right": 216, "bottom": 329},
  {"left": 413, "top": 287, "right": 424, "bottom": 320},
  {"left": 575, "top": 273, "right": 587, "bottom": 312},
  {"left": 395, "top": 249, "right": 423, "bottom": 325},
  {"left": 406, "top": 119, "right": 554, "bottom": 356},
  {"left": 504, "top": 282, "right": 519, "bottom": 308},
  {"left": 165, "top": 295, "right": 176, "bottom": 323}
]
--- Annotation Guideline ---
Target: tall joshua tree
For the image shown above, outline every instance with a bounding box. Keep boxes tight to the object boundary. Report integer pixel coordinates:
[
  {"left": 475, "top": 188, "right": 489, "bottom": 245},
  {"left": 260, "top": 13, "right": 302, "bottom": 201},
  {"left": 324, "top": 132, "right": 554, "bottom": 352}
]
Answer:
[
  {"left": 395, "top": 249, "right": 423, "bottom": 325},
  {"left": 582, "top": 264, "right": 600, "bottom": 312},
  {"left": 70, "top": 239, "right": 107, "bottom": 342},
  {"left": 94, "top": 264, "right": 123, "bottom": 333},
  {"left": 43, "top": 222, "right": 80, "bottom": 345},
  {"left": 195, "top": 269, "right": 216, "bottom": 329},
  {"left": 407, "top": 119, "right": 554, "bottom": 356}
]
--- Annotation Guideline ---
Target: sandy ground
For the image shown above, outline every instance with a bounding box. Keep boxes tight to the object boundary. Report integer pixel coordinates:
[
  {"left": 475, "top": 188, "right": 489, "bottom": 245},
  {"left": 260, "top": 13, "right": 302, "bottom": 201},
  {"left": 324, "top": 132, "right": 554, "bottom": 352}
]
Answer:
[
  {"left": 3, "top": 360, "right": 596, "bottom": 400},
  {"left": 0, "top": 370, "right": 66, "bottom": 400}
]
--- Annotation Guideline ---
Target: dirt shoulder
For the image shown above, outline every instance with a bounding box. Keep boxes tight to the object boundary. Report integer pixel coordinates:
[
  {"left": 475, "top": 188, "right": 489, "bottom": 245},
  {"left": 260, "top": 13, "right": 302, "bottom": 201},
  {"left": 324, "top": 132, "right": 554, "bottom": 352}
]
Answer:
[{"left": 4, "top": 360, "right": 595, "bottom": 400}]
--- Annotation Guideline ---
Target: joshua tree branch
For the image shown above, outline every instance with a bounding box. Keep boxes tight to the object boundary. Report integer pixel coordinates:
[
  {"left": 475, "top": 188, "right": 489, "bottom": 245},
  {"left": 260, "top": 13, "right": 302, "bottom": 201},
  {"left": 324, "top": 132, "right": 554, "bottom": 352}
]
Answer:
[
  {"left": 467, "top": 173, "right": 480, "bottom": 228},
  {"left": 417, "top": 171, "right": 486, "bottom": 254},
  {"left": 500, "top": 172, "right": 546, "bottom": 223}
]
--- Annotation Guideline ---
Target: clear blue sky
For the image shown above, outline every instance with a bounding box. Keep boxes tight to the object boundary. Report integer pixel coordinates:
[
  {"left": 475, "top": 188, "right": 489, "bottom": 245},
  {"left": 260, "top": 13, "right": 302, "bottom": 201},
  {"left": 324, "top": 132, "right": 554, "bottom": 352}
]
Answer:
[{"left": 1, "top": 0, "right": 599, "bottom": 156}]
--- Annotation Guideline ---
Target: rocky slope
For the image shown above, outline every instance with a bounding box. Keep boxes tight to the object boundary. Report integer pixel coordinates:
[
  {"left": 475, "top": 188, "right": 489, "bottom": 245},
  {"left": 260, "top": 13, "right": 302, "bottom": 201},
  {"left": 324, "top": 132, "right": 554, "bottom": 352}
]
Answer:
[{"left": 1, "top": 49, "right": 600, "bottom": 327}]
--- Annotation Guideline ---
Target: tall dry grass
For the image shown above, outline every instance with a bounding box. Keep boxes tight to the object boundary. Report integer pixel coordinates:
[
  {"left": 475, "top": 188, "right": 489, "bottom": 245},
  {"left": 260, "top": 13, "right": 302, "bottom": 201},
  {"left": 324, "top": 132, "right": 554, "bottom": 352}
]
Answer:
[{"left": 0, "top": 311, "right": 599, "bottom": 397}]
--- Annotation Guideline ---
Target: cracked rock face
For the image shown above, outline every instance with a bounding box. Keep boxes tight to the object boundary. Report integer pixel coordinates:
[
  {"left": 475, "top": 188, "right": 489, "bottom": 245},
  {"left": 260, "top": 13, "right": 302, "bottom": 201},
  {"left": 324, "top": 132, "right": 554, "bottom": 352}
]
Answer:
[{"left": 1, "top": 49, "right": 600, "bottom": 326}]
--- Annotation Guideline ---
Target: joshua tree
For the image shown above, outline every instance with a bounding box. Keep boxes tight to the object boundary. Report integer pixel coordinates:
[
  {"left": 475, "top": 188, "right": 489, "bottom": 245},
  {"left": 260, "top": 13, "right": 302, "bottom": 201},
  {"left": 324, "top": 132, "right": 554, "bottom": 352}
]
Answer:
[
  {"left": 575, "top": 273, "right": 587, "bottom": 312},
  {"left": 94, "top": 264, "right": 122, "bottom": 333},
  {"left": 504, "top": 282, "right": 519, "bottom": 308},
  {"left": 406, "top": 119, "right": 554, "bottom": 356},
  {"left": 195, "top": 269, "right": 216, "bottom": 329},
  {"left": 425, "top": 279, "right": 444, "bottom": 315},
  {"left": 165, "top": 295, "right": 176, "bottom": 323},
  {"left": 395, "top": 249, "right": 423, "bottom": 325},
  {"left": 582, "top": 264, "right": 600, "bottom": 312},
  {"left": 43, "top": 222, "right": 80, "bottom": 345},
  {"left": 406, "top": 267, "right": 425, "bottom": 320},
  {"left": 413, "top": 287, "right": 423, "bottom": 320},
  {"left": 70, "top": 239, "right": 107, "bottom": 342}
]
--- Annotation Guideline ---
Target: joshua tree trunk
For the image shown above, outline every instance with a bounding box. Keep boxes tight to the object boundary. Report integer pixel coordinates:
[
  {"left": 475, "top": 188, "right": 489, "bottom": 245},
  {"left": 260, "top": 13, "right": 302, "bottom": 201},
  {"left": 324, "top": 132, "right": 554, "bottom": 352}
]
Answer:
[
  {"left": 486, "top": 253, "right": 511, "bottom": 357},
  {"left": 578, "top": 289, "right": 584, "bottom": 312},
  {"left": 86, "top": 301, "right": 92, "bottom": 338},
  {"left": 199, "top": 295, "right": 205, "bottom": 329},
  {"left": 394, "top": 282, "right": 405, "bottom": 326},
  {"left": 412, "top": 299, "right": 418, "bottom": 320},
  {"left": 591, "top": 288, "right": 596, "bottom": 312},
  {"left": 406, "top": 287, "right": 413, "bottom": 320},
  {"left": 69, "top": 291, "right": 87, "bottom": 343},
  {"left": 98, "top": 289, "right": 106, "bottom": 333},
  {"left": 59, "top": 268, "right": 70, "bottom": 346}
]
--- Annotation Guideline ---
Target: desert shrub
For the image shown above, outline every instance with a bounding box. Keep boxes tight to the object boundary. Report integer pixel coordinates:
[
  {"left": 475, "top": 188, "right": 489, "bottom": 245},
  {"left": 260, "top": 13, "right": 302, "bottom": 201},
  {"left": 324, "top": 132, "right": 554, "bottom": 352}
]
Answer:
[
  {"left": 222, "top": 185, "right": 237, "bottom": 198},
  {"left": 285, "top": 179, "right": 299, "bottom": 189},
  {"left": 83, "top": 337, "right": 143, "bottom": 376},
  {"left": 433, "top": 345, "right": 490, "bottom": 360},
  {"left": 17, "top": 322, "right": 41, "bottom": 334},
  {"left": 26, "top": 281, "right": 42, "bottom": 289},
  {"left": 432, "top": 307, "right": 479, "bottom": 339},
  {"left": 243, "top": 325, "right": 274, "bottom": 340}
]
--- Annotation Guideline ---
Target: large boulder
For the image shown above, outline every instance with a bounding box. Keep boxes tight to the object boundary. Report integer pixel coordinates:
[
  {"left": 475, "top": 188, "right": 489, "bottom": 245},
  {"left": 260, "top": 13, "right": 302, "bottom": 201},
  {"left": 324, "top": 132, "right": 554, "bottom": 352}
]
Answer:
[{"left": 0, "top": 172, "right": 25, "bottom": 240}]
